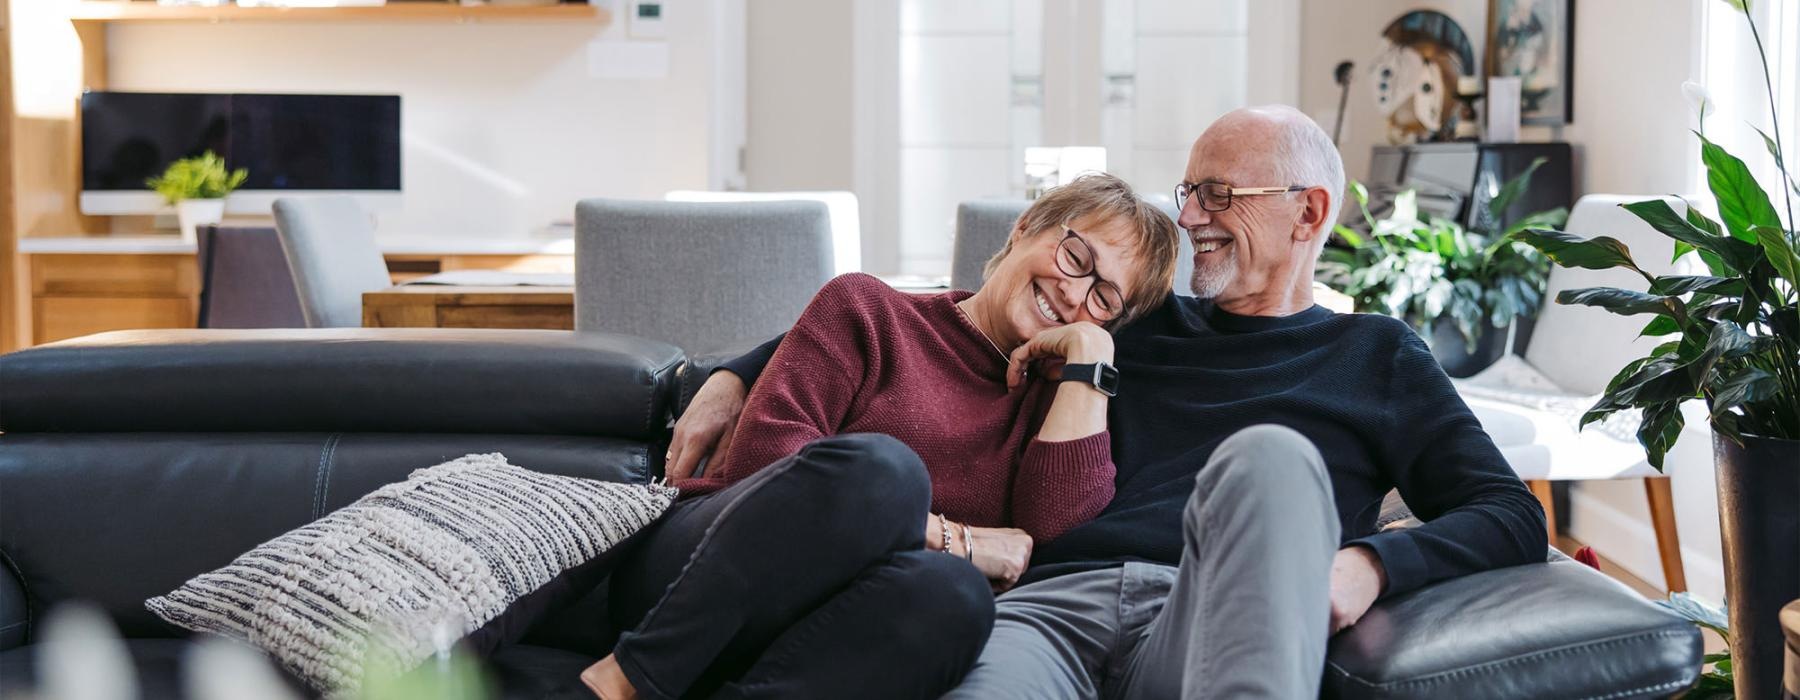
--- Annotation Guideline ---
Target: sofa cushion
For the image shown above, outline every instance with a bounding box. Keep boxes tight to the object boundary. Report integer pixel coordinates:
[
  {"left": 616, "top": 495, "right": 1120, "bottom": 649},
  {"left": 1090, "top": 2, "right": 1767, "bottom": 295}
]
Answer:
[
  {"left": 0, "top": 433, "right": 651, "bottom": 640},
  {"left": 0, "top": 329, "right": 684, "bottom": 439},
  {"left": 145, "top": 453, "right": 673, "bottom": 696},
  {"left": 1325, "top": 556, "right": 1701, "bottom": 699}
]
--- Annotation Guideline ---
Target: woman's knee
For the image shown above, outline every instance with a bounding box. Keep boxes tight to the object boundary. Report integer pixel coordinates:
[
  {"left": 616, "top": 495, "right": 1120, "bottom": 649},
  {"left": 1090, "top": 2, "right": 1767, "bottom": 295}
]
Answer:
[
  {"left": 793, "top": 433, "right": 932, "bottom": 518},
  {"left": 880, "top": 551, "right": 996, "bottom": 660}
]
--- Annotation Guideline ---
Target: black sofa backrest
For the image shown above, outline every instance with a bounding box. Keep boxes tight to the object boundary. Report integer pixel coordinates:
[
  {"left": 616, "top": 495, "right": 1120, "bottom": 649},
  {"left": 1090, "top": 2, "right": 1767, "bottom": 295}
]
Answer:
[{"left": 0, "top": 329, "right": 684, "bottom": 642}]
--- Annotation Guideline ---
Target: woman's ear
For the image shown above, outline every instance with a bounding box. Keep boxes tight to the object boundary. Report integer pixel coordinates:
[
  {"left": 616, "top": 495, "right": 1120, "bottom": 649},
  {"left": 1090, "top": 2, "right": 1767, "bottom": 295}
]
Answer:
[{"left": 1007, "top": 223, "right": 1030, "bottom": 244}]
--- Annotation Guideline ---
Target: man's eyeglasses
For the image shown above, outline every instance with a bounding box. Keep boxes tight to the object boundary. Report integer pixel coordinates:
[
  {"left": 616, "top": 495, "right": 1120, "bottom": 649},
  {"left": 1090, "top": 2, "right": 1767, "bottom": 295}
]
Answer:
[
  {"left": 1055, "top": 229, "right": 1126, "bottom": 322},
  {"left": 1174, "top": 182, "right": 1308, "bottom": 213}
]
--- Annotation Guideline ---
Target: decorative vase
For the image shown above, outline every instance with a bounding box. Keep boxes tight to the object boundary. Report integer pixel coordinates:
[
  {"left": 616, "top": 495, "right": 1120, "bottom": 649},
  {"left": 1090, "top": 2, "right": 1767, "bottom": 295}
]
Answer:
[
  {"left": 1714, "top": 431, "right": 1800, "bottom": 699},
  {"left": 1427, "top": 316, "right": 1533, "bottom": 378},
  {"left": 175, "top": 199, "right": 226, "bottom": 245}
]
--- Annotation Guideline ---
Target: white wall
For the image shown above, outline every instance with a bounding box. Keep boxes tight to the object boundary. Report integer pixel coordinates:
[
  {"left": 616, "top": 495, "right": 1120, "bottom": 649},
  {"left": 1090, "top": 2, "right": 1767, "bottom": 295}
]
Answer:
[
  {"left": 745, "top": 0, "right": 854, "bottom": 192},
  {"left": 1301, "top": 0, "right": 1724, "bottom": 601},
  {"left": 104, "top": 6, "right": 734, "bottom": 241}
]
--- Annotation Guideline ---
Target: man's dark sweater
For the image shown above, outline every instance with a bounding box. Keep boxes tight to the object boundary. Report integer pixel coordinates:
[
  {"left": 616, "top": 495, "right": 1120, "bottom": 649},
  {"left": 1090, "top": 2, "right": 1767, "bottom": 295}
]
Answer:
[{"left": 720, "top": 293, "right": 1547, "bottom": 599}]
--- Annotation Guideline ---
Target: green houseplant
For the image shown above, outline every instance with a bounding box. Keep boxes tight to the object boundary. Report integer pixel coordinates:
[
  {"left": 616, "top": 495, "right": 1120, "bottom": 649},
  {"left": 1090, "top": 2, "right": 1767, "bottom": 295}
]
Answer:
[
  {"left": 1317, "top": 161, "right": 1567, "bottom": 375},
  {"left": 146, "top": 150, "right": 248, "bottom": 244},
  {"left": 1507, "top": 3, "right": 1798, "bottom": 695}
]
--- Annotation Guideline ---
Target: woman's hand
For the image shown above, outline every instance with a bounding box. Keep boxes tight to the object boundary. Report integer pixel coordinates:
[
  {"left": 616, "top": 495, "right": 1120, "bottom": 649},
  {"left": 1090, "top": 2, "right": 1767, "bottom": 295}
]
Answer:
[
  {"left": 1005, "top": 322, "right": 1114, "bottom": 389},
  {"left": 666, "top": 372, "right": 748, "bottom": 480},
  {"left": 966, "top": 526, "right": 1034, "bottom": 592}
]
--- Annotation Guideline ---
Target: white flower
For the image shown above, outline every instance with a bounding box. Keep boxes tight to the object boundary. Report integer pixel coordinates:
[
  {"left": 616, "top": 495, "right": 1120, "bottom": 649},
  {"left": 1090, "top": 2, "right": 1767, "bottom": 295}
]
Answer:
[{"left": 1682, "top": 81, "right": 1713, "bottom": 124}]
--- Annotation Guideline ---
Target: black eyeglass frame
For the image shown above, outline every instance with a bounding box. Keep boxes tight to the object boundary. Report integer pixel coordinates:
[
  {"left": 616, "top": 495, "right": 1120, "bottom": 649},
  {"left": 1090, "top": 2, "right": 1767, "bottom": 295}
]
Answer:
[
  {"left": 1054, "top": 228, "right": 1126, "bottom": 322},
  {"left": 1174, "top": 181, "right": 1310, "bottom": 213}
]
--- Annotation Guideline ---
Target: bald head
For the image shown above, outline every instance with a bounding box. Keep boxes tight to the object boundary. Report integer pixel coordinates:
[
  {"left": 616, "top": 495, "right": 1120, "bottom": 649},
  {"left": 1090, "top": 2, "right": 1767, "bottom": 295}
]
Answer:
[
  {"left": 1177, "top": 105, "right": 1346, "bottom": 316},
  {"left": 1195, "top": 106, "right": 1346, "bottom": 240}
]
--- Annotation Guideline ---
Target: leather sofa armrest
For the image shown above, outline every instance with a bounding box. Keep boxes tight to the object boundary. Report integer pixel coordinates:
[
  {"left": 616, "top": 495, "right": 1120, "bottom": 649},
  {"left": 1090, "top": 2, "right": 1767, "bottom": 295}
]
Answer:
[
  {"left": 0, "top": 551, "right": 27, "bottom": 651},
  {"left": 0, "top": 329, "right": 685, "bottom": 440},
  {"left": 1325, "top": 555, "right": 1701, "bottom": 699}
]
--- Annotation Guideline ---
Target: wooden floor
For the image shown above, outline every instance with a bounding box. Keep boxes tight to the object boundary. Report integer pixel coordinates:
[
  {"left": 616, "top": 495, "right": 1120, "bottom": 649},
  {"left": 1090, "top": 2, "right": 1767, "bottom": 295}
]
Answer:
[{"left": 1557, "top": 534, "right": 1726, "bottom": 655}]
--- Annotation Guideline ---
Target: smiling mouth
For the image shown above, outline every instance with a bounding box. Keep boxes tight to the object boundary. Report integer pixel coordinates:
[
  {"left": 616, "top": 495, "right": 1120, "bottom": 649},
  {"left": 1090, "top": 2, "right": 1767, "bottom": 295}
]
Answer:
[
  {"left": 1033, "top": 284, "right": 1065, "bottom": 323},
  {"left": 1194, "top": 238, "right": 1233, "bottom": 254}
]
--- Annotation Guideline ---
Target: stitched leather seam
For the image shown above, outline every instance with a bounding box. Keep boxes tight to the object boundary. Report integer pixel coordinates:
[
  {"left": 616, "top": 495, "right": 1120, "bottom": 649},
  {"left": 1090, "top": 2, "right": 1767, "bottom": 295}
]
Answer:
[
  {"left": 644, "top": 356, "right": 682, "bottom": 437},
  {"left": 1324, "top": 628, "right": 1696, "bottom": 692},
  {"left": 311, "top": 433, "right": 342, "bottom": 519},
  {"left": 0, "top": 548, "right": 30, "bottom": 645}
]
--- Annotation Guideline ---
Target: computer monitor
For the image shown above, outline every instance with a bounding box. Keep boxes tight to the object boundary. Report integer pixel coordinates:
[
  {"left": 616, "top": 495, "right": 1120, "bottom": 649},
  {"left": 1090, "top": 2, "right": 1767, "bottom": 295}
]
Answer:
[{"left": 80, "top": 91, "right": 402, "bottom": 215}]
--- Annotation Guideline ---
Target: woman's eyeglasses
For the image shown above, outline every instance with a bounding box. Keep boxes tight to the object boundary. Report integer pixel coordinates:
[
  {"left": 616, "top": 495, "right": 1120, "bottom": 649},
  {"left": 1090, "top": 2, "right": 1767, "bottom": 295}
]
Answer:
[{"left": 1055, "top": 229, "right": 1126, "bottom": 322}]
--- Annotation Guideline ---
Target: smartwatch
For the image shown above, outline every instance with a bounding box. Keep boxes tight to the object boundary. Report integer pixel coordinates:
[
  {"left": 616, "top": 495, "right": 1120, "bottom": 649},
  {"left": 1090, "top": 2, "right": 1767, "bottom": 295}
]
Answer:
[{"left": 1059, "top": 362, "right": 1120, "bottom": 397}]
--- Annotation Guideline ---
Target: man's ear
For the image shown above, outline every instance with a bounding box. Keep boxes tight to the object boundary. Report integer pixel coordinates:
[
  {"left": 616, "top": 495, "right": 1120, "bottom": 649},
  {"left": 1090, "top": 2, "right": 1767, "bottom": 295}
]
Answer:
[{"left": 1294, "top": 187, "right": 1332, "bottom": 244}]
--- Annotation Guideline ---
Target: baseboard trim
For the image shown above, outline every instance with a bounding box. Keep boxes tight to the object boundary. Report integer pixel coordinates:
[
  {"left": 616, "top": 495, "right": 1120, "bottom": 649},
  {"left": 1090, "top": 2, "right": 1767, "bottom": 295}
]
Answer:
[{"left": 1568, "top": 489, "right": 1726, "bottom": 602}]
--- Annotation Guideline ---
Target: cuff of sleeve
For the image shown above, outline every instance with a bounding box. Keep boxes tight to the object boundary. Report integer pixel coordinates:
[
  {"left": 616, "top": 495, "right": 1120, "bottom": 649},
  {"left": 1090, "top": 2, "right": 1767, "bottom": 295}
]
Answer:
[
  {"left": 714, "top": 356, "right": 764, "bottom": 388},
  {"left": 1020, "top": 431, "right": 1113, "bottom": 478},
  {"left": 1347, "top": 529, "right": 1427, "bottom": 600}
]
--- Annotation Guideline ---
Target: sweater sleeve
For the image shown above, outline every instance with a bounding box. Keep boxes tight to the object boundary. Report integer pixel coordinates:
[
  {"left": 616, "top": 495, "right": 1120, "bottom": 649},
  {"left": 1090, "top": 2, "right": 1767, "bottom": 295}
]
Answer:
[
  {"left": 1345, "top": 328, "right": 1549, "bottom": 598},
  {"left": 1008, "top": 385, "right": 1117, "bottom": 542},
  {"left": 716, "top": 333, "right": 784, "bottom": 388},
  {"left": 680, "top": 275, "right": 876, "bottom": 492}
]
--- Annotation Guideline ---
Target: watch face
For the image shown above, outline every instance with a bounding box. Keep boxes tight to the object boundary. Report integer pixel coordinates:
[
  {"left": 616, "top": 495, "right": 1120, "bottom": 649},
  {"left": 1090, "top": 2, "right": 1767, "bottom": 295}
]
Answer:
[{"left": 1096, "top": 363, "right": 1120, "bottom": 393}]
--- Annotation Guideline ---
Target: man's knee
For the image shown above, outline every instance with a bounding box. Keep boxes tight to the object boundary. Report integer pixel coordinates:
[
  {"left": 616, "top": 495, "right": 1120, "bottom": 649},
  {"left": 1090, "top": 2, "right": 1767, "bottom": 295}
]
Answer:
[{"left": 1190, "top": 425, "right": 1330, "bottom": 516}]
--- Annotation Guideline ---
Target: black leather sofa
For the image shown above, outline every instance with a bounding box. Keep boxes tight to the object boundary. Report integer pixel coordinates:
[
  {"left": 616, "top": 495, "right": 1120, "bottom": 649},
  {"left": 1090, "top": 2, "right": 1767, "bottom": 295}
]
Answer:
[{"left": 0, "top": 329, "right": 1701, "bottom": 699}]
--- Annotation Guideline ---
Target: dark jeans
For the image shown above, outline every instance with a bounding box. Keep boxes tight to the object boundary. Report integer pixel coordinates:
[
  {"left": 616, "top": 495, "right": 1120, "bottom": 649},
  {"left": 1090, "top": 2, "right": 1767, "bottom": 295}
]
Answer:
[{"left": 607, "top": 433, "right": 996, "bottom": 700}]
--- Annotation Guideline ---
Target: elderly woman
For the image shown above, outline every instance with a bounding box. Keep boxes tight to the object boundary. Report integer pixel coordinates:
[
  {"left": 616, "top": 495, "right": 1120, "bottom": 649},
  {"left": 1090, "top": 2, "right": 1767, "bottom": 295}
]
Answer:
[{"left": 581, "top": 173, "right": 1179, "bottom": 700}]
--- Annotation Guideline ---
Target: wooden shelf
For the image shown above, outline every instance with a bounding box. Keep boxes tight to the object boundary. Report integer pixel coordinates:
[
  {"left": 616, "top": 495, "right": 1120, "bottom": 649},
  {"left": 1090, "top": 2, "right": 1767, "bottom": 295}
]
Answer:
[{"left": 68, "top": 2, "right": 609, "bottom": 24}]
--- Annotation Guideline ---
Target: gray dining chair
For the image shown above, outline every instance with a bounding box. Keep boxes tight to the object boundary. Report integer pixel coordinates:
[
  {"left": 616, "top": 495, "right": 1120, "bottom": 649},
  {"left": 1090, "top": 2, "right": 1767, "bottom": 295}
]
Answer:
[
  {"left": 950, "top": 199, "right": 1192, "bottom": 294},
  {"left": 271, "top": 196, "right": 392, "bottom": 328},
  {"left": 574, "top": 198, "right": 834, "bottom": 351},
  {"left": 195, "top": 225, "right": 306, "bottom": 328}
]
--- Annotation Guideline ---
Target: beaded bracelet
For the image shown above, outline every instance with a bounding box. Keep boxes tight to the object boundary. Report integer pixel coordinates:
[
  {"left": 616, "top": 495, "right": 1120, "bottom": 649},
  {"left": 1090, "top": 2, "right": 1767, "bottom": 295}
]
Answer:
[{"left": 938, "top": 514, "right": 951, "bottom": 553}]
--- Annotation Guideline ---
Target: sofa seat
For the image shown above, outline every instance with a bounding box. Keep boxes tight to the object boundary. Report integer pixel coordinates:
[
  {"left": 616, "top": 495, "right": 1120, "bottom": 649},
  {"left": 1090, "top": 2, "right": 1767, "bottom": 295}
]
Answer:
[{"left": 0, "top": 638, "right": 600, "bottom": 700}]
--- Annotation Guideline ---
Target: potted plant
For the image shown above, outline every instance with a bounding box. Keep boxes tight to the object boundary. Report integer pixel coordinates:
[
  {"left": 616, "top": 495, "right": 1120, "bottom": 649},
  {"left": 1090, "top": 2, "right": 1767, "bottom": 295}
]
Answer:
[
  {"left": 146, "top": 151, "right": 247, "bottom": 244},
  {"left": 1317, "top": 161, "right": 1568, "bottom": 376},
  {"left": 1509, "top": 4, "right": 1798, "bottom": 695}
]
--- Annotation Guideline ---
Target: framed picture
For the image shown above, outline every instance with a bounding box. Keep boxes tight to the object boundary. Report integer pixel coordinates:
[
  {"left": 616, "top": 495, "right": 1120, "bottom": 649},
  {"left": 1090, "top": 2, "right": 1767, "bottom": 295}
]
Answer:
[{"left": 1486, "top": 0, "right": 1575, "bottom": 125}]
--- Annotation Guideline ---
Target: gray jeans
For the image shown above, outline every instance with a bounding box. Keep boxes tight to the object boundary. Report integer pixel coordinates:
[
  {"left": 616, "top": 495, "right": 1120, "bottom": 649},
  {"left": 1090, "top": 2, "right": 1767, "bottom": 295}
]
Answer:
[{"left": 944, "top": 425, "right": 1341, "bottom": 699}]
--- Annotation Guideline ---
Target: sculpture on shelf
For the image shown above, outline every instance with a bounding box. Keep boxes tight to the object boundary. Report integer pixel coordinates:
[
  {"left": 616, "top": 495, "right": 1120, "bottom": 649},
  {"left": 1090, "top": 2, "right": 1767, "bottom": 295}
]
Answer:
[{"left": 1369, "top": 10, "right": 1477, "bottom": 145}]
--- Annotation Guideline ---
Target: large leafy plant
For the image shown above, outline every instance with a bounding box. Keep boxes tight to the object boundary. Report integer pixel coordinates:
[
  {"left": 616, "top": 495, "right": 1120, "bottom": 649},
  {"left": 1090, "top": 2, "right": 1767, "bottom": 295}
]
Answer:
[
  {"left": 1318, "top": 160, "right": 1568, "bottom": 347},
  {"left": 146, "top": 150, "right": 248, "bottom": 204},
  {"left": 1508, "top": 1, "right": 1799, "bottom": 469}
]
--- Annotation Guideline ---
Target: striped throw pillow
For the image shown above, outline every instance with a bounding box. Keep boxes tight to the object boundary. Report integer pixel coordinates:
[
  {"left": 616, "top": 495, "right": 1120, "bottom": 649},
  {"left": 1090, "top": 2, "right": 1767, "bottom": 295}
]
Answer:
[{"left": 146, "top": 453, "right": 675, "bottom": 697}]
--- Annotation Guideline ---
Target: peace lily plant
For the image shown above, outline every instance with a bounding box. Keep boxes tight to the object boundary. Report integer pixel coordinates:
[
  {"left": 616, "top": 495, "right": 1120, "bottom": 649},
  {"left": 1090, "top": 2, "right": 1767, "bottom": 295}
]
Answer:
[{"left": 1506, "top": 2, "right": 1798, "bottom": 696}]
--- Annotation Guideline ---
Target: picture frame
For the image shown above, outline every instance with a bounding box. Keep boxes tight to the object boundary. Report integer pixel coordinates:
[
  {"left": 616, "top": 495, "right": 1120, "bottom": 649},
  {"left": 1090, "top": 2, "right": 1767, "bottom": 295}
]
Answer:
[{"left": 1485, "top": 0, "right": 1575, "bottom": 125}]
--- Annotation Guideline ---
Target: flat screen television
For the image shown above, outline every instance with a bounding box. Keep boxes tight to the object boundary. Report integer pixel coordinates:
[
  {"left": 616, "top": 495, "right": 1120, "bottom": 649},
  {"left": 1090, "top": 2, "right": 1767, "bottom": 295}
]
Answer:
[{"left": 80, "top": 91, "right": 402, "bottom": 215}]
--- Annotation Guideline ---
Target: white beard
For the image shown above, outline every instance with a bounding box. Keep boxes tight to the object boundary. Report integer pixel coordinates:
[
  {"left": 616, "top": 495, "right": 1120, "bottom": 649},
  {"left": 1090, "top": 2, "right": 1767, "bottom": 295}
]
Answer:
[{"left": 1189, "top": 246, "right": 1238, "bottom": 298}]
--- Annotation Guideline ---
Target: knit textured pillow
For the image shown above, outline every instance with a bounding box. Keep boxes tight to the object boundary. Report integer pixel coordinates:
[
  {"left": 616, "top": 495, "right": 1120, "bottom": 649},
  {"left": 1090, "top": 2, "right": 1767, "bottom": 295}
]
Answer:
[{"left": 145, "top": 453, "right": 675, "bottom": 697}]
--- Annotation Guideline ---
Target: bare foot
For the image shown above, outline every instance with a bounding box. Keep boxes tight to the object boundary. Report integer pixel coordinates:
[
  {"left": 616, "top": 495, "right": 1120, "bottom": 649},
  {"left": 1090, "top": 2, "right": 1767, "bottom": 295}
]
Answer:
[{"left": 579, "top": 655, "right": 638, "bottom": 700}]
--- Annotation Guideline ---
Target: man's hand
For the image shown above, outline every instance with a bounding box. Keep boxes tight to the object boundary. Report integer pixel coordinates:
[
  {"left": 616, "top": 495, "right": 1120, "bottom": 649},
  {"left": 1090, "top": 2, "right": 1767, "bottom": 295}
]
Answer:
[
  {"left": 666, "top": 372, "right": 748, "bottom": 480},
  {"left": 1329, "top": 545, "right": 1387, "bottom": 635},
  {"left": 1005, "top": 322, "right": 1114, "bottom": 389}
]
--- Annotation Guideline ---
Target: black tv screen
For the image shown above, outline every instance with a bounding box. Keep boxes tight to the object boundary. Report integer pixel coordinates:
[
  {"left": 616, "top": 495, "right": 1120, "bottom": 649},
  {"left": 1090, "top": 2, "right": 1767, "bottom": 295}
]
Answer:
[{"left": 81, "top": 91, "right": 401, "bottom": 192}]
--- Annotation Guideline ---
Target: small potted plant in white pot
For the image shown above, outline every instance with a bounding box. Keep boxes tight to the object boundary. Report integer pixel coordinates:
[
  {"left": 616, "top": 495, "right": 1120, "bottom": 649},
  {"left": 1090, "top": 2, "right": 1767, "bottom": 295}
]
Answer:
[{"left": 147, "top": 151, "right": 247, "bottom": 244}]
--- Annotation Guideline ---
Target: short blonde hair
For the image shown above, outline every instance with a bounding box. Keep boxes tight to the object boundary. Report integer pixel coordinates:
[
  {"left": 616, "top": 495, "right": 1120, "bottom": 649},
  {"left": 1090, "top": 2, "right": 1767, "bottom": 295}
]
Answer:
[{"left": 982, "top": 173, "right": 1179, "bottom": 327}]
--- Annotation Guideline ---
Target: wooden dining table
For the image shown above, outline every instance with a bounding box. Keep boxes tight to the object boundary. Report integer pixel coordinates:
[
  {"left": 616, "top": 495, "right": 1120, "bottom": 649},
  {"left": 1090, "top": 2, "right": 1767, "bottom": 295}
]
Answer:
[{"left": 362, "top": 271, "right": 575, "bottom": 330}]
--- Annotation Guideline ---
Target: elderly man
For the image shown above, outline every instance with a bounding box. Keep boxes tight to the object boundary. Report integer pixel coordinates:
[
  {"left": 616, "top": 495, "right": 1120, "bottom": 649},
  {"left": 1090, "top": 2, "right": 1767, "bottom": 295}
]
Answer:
[{"left": 670, "top": 105, "right": 1546, "bottom": 697}]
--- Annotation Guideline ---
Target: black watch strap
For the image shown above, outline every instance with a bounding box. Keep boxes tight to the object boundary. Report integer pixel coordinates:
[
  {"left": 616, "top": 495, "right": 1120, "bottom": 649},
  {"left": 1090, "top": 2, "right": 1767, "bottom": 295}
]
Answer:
[{"left": 1059, "top": 362, "right": 1119, "bottom": 397}]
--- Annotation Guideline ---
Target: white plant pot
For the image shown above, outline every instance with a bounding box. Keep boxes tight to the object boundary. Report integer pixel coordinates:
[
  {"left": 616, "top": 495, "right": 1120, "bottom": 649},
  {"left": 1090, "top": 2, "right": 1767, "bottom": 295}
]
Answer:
[{"left": 175, "top": 199, "right": 226, "bottom": 245}]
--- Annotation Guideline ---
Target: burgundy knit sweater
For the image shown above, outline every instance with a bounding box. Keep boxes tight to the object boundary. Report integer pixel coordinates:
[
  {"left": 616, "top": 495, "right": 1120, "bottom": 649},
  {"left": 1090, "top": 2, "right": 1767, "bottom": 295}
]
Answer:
[{"left": 677, "top": 273, "right": 1115, "bottom": 542}]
